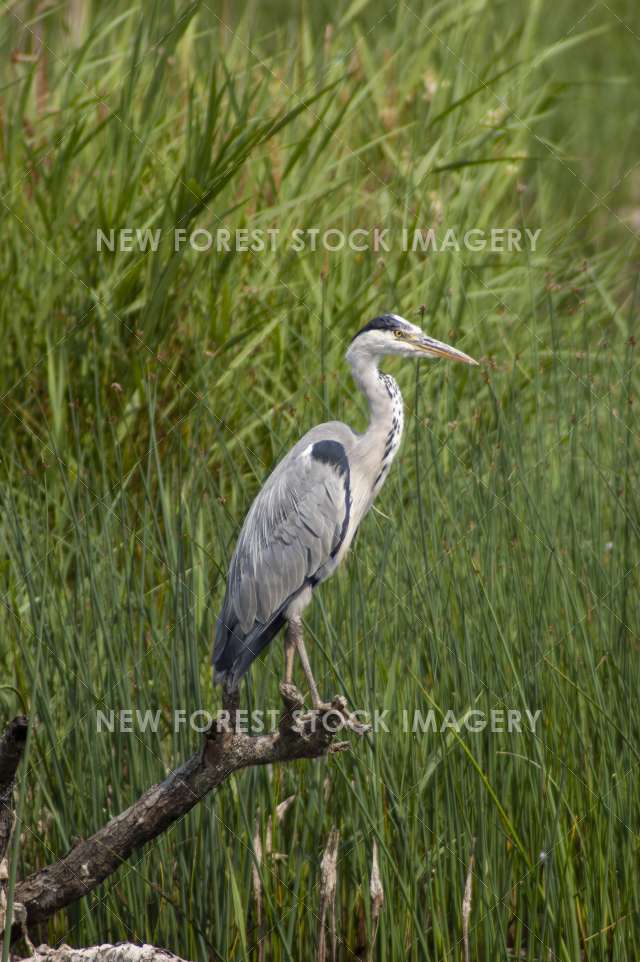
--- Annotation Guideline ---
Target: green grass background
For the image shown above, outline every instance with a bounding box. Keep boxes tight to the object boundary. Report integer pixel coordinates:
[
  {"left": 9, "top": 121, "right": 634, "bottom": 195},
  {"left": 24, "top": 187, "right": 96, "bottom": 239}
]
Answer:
[{"left": 1, "top": 0, "right": 639, "bottom": 958}]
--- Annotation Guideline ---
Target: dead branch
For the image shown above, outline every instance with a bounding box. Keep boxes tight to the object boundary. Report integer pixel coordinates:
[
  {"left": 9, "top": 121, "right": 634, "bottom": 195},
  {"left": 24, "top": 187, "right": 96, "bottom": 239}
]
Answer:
[
  {"left": 12, "top": 943, "right": 193, "bottom": 962},
  {"left": 9, "top": 684, "right": 352, "bottom": 936},
  {"left": 0, "top": 716, "right": 28, "bottom": 862}
]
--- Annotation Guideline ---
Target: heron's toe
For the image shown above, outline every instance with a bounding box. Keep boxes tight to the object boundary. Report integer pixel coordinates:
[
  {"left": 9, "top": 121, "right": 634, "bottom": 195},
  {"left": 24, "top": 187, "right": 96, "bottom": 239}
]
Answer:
[{"left": 322, "top": 698, "right": 371, "bottom": 736}]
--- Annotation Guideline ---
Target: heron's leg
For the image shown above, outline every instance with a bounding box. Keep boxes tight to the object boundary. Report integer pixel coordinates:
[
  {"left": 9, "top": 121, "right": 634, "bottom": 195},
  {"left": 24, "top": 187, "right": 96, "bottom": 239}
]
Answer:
[
  {"left": 287, "top": 618, "right": 371, "bottom": 735},
  {"left": 289, "top": 617, "right": 326, "bottom": 710},
  {"left": 284, "top": 624, "right": 296, "bottom": 685}
]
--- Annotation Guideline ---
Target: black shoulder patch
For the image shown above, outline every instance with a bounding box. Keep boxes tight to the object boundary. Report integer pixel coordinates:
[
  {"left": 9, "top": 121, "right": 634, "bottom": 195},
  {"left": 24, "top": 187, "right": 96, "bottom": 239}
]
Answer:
[
  {"left": 311, "top": 441, "right": 352, "bottom": 560},
  {"left": 352, "top": 313, "right": 411, "bottom": 341},
  {"left": 311, "top": 440, "right": 349, "bottom": 476}
]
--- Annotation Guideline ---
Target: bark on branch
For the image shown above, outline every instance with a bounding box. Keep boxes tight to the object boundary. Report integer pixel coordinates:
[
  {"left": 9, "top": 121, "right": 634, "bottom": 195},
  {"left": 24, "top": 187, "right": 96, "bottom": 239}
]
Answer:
[
  {"left": 10, "top": 685, "right": 351, "bottom": 934},
  {"left": 13, "top": 943, "right": 193, "bottom": 962}
]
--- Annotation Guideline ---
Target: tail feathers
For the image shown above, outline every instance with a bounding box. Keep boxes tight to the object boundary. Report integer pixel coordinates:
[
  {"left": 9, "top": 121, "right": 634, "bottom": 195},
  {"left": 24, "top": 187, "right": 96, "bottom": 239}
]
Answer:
[{"left": 212, "top": 612, "right": 286, "bottom": 691}]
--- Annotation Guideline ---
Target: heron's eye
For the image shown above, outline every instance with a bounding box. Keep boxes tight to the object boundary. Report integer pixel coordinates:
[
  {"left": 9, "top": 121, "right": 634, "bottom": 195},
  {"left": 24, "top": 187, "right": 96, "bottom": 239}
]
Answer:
[{"left": 393, "top": 330, "right": 404, "bottom": 338}]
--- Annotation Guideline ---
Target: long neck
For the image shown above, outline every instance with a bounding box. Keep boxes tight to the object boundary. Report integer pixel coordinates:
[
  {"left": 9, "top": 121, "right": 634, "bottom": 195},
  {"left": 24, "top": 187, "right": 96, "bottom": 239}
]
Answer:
[{"left": 347, "top": 346, "right": 404, "bottom": 493}]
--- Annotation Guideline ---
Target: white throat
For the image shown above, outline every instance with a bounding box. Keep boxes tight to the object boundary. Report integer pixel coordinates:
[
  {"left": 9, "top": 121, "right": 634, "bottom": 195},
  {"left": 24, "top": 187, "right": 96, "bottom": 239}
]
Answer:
[{"left": 346, "top": 342, "right": 405, "bottom": 499}]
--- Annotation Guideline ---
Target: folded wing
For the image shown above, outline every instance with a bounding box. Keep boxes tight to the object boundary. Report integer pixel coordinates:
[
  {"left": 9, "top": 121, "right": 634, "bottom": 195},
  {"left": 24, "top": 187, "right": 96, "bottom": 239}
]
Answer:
[{"left": 213, "top": 439, "right": 351, "bottom": 689}]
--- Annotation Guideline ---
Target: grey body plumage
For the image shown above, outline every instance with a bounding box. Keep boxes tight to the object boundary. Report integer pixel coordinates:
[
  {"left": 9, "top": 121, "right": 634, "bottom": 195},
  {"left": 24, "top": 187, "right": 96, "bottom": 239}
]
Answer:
[
  {"left": 213, "top": 313, "right": 478, "bottom": 700},
  {"left": 213, "top": 422, "right": 355, "bottom": 690}
]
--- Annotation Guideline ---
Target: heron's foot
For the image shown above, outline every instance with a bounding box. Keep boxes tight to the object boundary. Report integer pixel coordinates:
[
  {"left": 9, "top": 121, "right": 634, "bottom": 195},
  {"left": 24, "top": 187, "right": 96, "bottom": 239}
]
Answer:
[
  {"left": 297, "top": 695, "right": 372, "bottom": 737},
  {"left": 279, "top": 682, "right": 370, "bottom": 737}
]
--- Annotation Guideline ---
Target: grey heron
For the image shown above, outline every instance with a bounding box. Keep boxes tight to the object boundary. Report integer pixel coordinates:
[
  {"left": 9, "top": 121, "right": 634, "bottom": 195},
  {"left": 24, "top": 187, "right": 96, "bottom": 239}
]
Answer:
[{"left": 213, "top": 313, "right": 478, "bottom": 722}]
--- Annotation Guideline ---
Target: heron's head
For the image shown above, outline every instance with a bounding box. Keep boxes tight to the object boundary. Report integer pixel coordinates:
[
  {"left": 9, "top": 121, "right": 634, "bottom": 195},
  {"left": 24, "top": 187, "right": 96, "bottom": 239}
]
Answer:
[{"left": 348, "top": 313, "right": 478, "bottom": 366}]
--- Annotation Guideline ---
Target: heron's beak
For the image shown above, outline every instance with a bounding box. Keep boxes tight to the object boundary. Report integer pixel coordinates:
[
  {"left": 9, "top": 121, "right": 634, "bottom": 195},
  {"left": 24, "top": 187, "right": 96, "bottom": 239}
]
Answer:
[{"left": 411, "top": 334, "right": 478, "bottom": 366}]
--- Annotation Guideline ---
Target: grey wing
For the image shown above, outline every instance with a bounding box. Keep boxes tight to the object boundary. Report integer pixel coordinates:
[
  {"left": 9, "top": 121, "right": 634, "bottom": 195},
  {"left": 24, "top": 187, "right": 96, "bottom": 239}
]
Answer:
[{"left": 213, "top": 437, "right": 351, "bottom": 689}]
